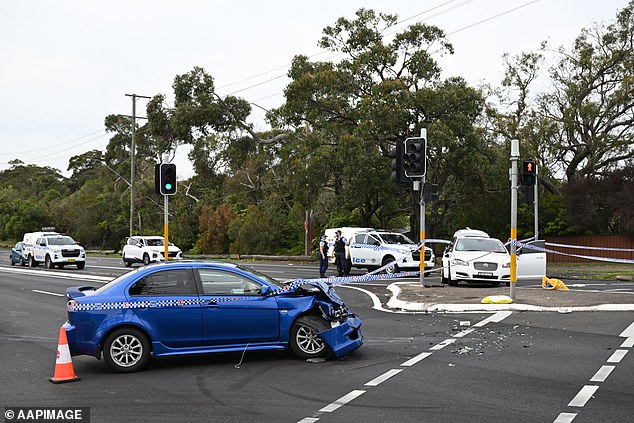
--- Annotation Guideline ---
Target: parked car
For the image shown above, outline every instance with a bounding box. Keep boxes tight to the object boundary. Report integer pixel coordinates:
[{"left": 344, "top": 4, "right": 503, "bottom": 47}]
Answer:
[
  {"left": 63, "top": 261, "right": 363, "bottom": 372},
  {"left": 325, "top": 227, "right": 435, "bottom": 274},
  {"left": 122, "top": 236, "right": 183, "bottom": 266},
  {"left": 441, "top": 228, "right": 546, "bottom": 286},
  {"left": 9, "top": 241, "right": 28, "bottom": 266}
]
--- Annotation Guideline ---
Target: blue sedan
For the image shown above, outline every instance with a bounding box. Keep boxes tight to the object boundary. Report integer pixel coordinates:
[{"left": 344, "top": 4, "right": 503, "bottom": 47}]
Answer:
[
  {"left": 64, "top": 261, "right": 363, "bottom": 372},
  {"left": 9, "top": 242, "right": 28, "bottom": 266}
]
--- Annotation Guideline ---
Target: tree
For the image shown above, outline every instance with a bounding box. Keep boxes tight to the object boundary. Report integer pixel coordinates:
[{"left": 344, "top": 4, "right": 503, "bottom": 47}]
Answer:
[
  {"left": 539, "top": 2, "right": 634, "bottom": 182},
  {"left": 274, "top": 8, "right": 488, "bottom": 237}
]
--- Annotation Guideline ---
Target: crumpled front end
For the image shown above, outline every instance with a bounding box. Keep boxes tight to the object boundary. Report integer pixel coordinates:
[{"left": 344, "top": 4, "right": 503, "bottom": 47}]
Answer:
[{"left": 318, "top": 316, "right": 363, "bottom": 358}]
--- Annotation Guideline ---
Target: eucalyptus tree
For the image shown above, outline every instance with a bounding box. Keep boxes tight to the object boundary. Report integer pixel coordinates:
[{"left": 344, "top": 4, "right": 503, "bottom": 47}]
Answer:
[{"left": 273, "top": 8, "right": 487, "bottom": 236}]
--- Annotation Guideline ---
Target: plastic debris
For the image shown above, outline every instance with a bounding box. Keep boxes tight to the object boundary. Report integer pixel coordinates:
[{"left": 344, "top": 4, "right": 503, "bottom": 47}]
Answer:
[
  {"left": 481, "top": 295, "right": 513, "bottom": 304},
  {"left": 542, "top": 276, "right": 569, "bottom": 290}
]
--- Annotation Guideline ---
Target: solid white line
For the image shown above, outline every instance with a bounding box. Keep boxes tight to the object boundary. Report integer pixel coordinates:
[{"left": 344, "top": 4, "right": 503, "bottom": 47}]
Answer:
[
  {"left": 401, "top": 352, "right": 432, "bottom": 367},
  {"left": 453, "top": 328, "right": 475, "bottom": 338},
  {"left": 553, "top": 412, "right": 577, "bottom": 423},
  {"left": 365, "top": 369, "right": 403, "bottom": 387},
  {"left": 568, "top": 385, "right": 599, "bottom": 407},
  {"left": 606, "top": 349, "right": 628, "bottom": 364},
  {"left": 0, "top": 267, "right": 111, "bottom": 282},
  {"left": 32, "top": 289, "right": 64, "bottom": 297},
  {"left": 473, "top": 310, "right": 513, "bottom": 327},
  {"left": 619, "top": 320, "right": 634, "bottom": 338},
  {"left": 429, "top": 338, "right": 456, "bottom": 351},
  {"left": 620, "top": 337, "right": 634, "bottom": 348},
  {"left": 590, "top": 365, "right": 615, "bottom": 382},
  {"left": 319, "top": 390, "right": 366, "bottom": 413}
]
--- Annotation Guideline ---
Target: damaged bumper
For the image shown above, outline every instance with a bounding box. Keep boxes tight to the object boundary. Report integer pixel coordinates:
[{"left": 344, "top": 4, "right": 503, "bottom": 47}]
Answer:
[{"left": 319, "top": 316, "right": 363, "bottom": 358}]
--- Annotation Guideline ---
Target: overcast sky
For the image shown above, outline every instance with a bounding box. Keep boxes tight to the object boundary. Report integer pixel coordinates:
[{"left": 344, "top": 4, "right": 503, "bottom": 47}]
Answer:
[{"left": 0, "top": 0, "right": 628, "bottom": 178}]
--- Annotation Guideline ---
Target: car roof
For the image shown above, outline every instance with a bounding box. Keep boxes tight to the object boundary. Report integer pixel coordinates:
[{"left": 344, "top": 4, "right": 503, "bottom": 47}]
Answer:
[{"left": 453, "top": 228, "right": 490, "bottom": 238}]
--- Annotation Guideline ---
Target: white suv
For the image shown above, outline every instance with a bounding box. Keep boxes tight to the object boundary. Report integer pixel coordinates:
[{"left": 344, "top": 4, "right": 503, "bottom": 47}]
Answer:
[
  {"left": 441, "top": 229, "right": 546, "bottom": 286},
  {"left": 122, "top": 236, "right": 183, "bottom": 266}
]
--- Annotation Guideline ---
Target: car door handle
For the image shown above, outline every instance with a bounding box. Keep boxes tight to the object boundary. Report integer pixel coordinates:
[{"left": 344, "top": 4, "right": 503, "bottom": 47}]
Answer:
[{"left": 204, "top": 300, "right": 219, "bottom": 308}]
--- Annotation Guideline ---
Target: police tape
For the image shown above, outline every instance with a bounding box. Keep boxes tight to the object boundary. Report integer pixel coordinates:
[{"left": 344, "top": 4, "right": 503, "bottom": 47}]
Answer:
[
  {"left": 67, "top": 269, "right": 427, "bottom": 312},
  {"left": 514, "top": 240, "right": 634, "bottom": 264},
  {"left": 545, "top": 241, "right": 634, "bottom": 252}
]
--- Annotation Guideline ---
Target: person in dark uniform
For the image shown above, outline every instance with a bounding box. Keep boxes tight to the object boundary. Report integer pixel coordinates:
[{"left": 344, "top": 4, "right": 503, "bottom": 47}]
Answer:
[
  {"left": 333, "top": 230, "right": 348, "bottom": 277},
  {"left": 318, "top": 234, "right": 329, "bottom": 278}
]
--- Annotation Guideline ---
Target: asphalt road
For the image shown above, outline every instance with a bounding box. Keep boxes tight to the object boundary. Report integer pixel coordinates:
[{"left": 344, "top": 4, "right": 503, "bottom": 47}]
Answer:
[{"left": 0, "top": 257, "right": 632, "bottom": 423}]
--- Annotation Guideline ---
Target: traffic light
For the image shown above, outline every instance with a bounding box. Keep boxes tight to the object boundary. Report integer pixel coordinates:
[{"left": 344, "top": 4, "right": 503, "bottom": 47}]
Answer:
[
  {"left": 521, "top": 159, "right": 536, "bottom": 186},
  {"left": 388, "top": 140, "right": 408, "bottom": 186},
  {"left": 403, "top": 137, "right": 426, "bottom": 178},
  {"left": 423, "top": 182, "right": 439, "bottom": 202},
  {"left": 155, "top": 163, "right": 177, "bottom": 195}
]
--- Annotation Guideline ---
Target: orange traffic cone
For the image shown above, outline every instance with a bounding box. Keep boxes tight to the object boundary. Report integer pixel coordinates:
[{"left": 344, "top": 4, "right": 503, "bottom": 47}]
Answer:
[{"left": 49, "top": 326, "right": 80, "bottom": 384}]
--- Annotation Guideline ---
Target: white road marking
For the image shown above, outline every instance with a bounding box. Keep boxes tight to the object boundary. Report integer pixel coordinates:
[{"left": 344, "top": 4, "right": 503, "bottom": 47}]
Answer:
[
  {"left": 620, "top": 337, "right": 634, "bottom": 348},
  {"left": 619, "top": 320, "right": 634, "bottom": 338},
  {"left": 365, "top": 369, "right": 403, "bottom": 387},
  {"left": 568, "top": 385, "right": 599, "bottom": 407},
  {"left": 429, "top": 338, "right": 457, "bottom": 350},
  {"left": 553, "top": 412, "right": 577, "bottom": 423},
  {"left": 606, "top": 349, "right": 628, "bottom": 363},
  {"left": 590, "top": 365, "right": 615, "bottom": 382},
  {"left": 339, "top": 285, "right": 390, "bottom": 312},
  {"left": 319, "top": 390, "right": 366, "bottom": 413},
  {"left": 0, "top": 267, "right": 110, "bottom": 282},
  {"left": 32, "top": 289, "right": 64, "bottom": 297},
  {"left": 297, "top": 418, "right": 319, "bottom": 423},
  {"left": 401, "top": 352, "right": 432, "bottom": 367},
  {"left": 473, "top": 310, "right": 513, "bottom": 327}
]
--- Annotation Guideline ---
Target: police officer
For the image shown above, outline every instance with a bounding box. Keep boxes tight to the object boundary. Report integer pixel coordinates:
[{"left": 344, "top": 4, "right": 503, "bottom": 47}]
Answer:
[
  {"left": 333, "top": 230, "right": 348, "bottom": 277},
  {"left": 318, "top": 234, "right": 329, "bottom": 278}
]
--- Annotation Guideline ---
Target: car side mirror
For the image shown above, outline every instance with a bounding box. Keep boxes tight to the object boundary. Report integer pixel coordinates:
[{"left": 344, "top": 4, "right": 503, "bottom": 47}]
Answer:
[{"left": 260, "top": 285, "right": 271, "bottom": 295}]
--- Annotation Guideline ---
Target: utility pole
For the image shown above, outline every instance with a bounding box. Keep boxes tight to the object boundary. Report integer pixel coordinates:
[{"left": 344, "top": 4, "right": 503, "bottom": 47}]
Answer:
[
  {"left": 534, "top": 166, "right": 539, "bottom": 240},
  {"left": 125, "top": 93, "right": 151, "bottom": 237}
]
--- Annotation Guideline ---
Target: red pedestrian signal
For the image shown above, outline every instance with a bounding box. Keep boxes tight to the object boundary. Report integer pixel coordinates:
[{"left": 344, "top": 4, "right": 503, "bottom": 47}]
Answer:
[{"left": 521, "top": 160, "right": 536, "bottom": 186}]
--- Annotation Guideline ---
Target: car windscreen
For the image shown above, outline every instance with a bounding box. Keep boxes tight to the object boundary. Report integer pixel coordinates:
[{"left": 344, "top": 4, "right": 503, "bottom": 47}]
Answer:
[
  {"left": 93, "top": 268, "right": 144, "bottom": 295},
  {"left": 236, "top": 265, "right": 285, "bottom": 288},
  {"left": 47, "top": 237, "right": 76, "bottom": 245},
  {"left": 455, "top": 238, "right": 507, "bottom": 253},
  {"left": 145, "top": 238, "right": 165, "bottom": 247},
  {"left": 378, "top": 233, "right": 414, "bottom": 245}
]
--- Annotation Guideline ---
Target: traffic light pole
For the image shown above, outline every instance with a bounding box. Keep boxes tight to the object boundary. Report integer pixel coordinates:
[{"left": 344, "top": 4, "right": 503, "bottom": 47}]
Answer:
[
  {"left": 419, "top": 175, "right": 425, "bottom": 287},
  {"left": 164, "top": 194, "right": 169, "bottom": 262},
  {"left": 509, "top": 140, "right": 520, "bottom": 301}
]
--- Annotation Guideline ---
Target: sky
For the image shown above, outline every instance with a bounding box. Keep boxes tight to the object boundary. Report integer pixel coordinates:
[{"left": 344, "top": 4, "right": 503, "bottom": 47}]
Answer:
[{"left": 0, "top": 0, "right": 629, "bottom": 179}]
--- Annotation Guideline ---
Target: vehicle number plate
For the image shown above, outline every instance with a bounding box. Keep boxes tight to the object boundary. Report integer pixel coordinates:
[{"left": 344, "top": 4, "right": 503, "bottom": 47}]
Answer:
[
  {"left": 477, "top": 271, "right": 493, "bottom": 276},
  {"left": 68, "top": 259, "right": 76, "bottom": 262}
]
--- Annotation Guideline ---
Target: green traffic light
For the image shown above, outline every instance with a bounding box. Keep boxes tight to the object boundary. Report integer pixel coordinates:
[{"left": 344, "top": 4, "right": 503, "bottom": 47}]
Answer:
[{"left": 165, "top": 183, "right": 172, "bottom": 190}]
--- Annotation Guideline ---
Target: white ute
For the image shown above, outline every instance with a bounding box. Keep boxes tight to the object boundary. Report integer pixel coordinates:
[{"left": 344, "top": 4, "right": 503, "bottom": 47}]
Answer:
[
  {"left": 25, "top": 232, "right": 86, "bottom": 269},
  {"left": 441, "top": 228, "right": 546, "bottom": 286}
]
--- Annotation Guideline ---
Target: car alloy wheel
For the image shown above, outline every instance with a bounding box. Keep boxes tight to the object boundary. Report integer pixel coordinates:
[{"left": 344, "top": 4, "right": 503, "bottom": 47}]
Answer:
[
  {"left": 382, "top": 256, "right": 399, "bottom": 274},
  {"left": 290, "top": 316, "right": 331, "bottom": 359},
  {"left": 143, "top": 254, "right": 150, "bottom": 265},
  {"left": 103, "top": 328, "right": 150, "bottom": 373},
  {"left": 45, "top": 255, "right": 54, "bottom": 269}
]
